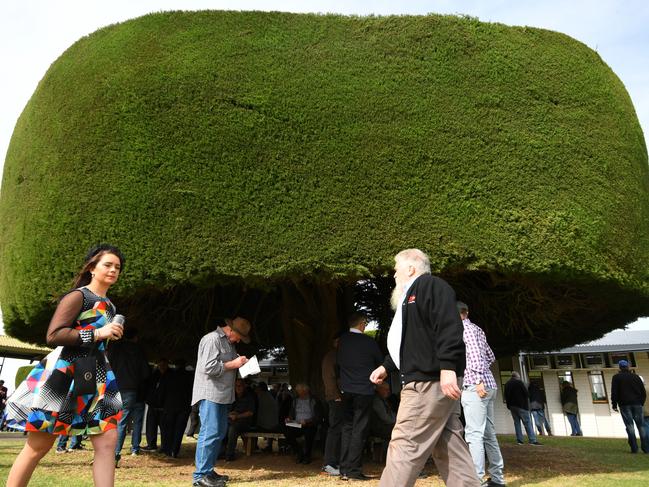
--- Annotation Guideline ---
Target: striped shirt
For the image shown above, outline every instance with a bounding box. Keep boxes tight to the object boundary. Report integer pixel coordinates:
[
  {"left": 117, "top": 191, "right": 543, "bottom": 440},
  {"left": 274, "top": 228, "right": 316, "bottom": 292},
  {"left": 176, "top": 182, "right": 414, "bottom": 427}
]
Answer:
[
  {"left": 191, "top": 327, "right": 239, "bottom": 406},
  {"left": 462, "top": 318, "right": 497, "bottom": 389}
]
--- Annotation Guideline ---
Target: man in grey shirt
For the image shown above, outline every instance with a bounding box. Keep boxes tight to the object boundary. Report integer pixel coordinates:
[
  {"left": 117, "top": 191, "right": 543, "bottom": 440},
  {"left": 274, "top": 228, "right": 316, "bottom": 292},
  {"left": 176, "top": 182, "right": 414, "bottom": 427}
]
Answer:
[{"left": 191, "top": 317, "right": 251, "bottom": 487}]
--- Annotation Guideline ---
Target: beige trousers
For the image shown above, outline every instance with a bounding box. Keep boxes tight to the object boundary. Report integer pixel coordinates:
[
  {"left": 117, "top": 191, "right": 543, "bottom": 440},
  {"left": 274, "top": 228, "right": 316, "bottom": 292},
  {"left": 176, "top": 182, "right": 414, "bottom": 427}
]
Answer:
[{"left": 378, "top": 380, "right": 480, "bottom": 487}]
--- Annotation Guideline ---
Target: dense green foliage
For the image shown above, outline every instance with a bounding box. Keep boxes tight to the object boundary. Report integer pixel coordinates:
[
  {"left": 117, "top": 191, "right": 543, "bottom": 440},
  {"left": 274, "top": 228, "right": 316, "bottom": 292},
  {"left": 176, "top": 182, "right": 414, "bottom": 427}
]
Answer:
[{"left": 1, "top": 11, "right": 648, "bottom": 352}]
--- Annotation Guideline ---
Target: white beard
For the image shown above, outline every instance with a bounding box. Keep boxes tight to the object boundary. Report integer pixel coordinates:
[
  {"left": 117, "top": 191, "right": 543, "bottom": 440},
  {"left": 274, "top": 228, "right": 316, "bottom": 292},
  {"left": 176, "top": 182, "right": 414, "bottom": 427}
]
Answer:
[{"left": 390, "top": 279, "right": 404, "bottom": 311}]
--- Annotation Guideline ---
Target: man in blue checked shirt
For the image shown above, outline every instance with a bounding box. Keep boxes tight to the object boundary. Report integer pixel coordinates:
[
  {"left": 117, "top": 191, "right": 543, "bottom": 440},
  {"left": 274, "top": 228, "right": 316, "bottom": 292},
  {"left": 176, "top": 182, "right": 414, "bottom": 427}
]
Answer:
[{"left": 458, "top": 302, "right": 506, "bottom": 487}]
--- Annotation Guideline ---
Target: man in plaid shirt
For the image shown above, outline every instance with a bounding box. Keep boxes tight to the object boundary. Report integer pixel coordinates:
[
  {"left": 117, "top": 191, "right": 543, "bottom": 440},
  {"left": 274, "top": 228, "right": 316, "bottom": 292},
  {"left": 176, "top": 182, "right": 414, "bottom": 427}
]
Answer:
[{"left": 458, "top": 302, "right": 506, "bottom": 487}]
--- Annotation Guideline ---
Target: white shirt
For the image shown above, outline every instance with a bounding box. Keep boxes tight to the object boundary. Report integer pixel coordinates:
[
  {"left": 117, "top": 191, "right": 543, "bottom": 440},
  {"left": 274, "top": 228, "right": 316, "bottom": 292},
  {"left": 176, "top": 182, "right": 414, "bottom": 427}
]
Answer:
[
  {"left": 295, "top": 397, "right": 314, "bottom": 422},
  {"left": 386, "top": 276, "right": 417, "bottom": 370},
  {"left": 349, "top": 328, "right": 362, "bottom": 334}
]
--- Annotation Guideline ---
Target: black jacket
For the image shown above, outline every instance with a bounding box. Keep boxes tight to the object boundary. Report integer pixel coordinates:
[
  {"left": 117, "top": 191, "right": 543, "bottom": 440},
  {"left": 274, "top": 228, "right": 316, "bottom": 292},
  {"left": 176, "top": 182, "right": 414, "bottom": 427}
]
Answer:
[
  {"left": 504, "top": 378, "right": 530, "bottom": 410},
  {"left": 611, "top": 370, "right": 647, "bottom": 409},
  {"left": 145, "top": 368, "right": 172, "bottom": 407},
  {"left": 383, "top": 274, "right": 466, "bottom": 385},
  {"left": 107, "top": 340, "right": 150, "bottom": 395},
  {"left": 163, "top": 368, "right": 194, "bottom": 412},
  {"left": 528, "top": 383, "right": 547, "bottom": 410},
  {"left": 338, "top": 331, "right": 383, "bottom": 395}
]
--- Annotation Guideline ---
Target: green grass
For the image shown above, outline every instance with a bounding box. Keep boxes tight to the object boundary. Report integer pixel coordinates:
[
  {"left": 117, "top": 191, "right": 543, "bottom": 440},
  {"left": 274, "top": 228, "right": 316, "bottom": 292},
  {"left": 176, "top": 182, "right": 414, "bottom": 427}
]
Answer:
[{"left": 1, "top": 434, "right": 649, "bottom": 486}]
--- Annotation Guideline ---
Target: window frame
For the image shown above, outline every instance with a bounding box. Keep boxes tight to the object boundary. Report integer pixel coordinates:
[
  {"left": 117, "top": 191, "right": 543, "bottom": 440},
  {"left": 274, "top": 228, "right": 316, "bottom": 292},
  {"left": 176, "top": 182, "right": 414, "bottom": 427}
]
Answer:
[
  {"left": 555, "top": 354, "right": 576, "bottom": 369},
  {"left": 587, "top": 370, "right": 609, "bottom": 404},
  {"left": 557, "top": 370, "right": 573, "bottom": 386}
]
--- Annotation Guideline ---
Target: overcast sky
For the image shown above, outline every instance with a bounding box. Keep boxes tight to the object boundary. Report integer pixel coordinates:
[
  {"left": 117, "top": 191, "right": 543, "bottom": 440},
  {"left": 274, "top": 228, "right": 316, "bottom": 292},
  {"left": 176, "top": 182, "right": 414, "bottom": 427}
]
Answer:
[{"left": 0, "top": 0, "right": 647, "bottom": 349}]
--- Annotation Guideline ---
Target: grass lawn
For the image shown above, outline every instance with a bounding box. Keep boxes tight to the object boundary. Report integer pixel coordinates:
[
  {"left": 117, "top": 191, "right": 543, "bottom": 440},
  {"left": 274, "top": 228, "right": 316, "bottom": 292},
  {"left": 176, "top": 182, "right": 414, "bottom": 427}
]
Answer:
[{"left": 1, "top": 434, "right": 649, "bottom": 486}]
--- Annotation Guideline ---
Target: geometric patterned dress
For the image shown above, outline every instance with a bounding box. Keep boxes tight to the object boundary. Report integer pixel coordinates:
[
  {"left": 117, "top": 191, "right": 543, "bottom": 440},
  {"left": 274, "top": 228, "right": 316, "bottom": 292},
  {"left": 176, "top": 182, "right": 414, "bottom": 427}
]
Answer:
[{"left": 4, "top": 287, "right": 123, "bottom": 435}]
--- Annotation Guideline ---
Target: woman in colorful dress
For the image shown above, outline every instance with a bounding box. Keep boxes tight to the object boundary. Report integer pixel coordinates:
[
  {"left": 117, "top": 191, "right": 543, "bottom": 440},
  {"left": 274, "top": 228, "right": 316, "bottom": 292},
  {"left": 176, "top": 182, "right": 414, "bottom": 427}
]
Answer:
[{"left": 5, "top": 244, "right": 125, "bottom": 487}]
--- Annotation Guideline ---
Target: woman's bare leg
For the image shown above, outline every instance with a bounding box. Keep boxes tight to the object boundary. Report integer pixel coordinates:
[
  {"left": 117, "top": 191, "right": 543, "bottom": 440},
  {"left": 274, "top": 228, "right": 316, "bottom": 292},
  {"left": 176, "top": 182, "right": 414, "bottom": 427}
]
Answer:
[
  {"left": 90, "top": 429, "right": 118, "bottom": 487},
  {"left": 6, "top": 431, "right": 57, "bottom": 487}
]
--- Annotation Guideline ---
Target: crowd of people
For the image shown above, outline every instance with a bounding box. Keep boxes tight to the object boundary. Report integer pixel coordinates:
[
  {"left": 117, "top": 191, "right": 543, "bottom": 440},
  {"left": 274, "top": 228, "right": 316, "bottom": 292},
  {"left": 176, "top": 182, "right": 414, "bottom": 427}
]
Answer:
[{"left": 2, "top": 245, "right": 649, "bottom": 487}]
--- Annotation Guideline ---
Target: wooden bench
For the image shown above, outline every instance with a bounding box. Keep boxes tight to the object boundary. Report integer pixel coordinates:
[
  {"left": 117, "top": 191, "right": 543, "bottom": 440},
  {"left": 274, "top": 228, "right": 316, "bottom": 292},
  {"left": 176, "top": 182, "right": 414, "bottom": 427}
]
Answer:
[{"left": 241, "top": 432, "right": 286, "bottom": 456}]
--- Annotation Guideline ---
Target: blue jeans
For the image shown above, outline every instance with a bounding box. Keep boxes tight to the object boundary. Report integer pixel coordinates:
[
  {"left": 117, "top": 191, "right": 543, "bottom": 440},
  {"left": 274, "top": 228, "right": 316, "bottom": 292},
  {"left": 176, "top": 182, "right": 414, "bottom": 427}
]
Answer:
[
  {"left": 619, "top": 405, "right": 649, "bottom": 453},
  {"left": 115, "top": 390, "right": 145, "bottom": 455},
  {"left": 566, "top": 413, "right": 582, "bottom": 436},
  {"left": 57, "top": 434, "right": 81, "bottom": 449},
  {"left": 532, "top": 408, "right": 552, "bottom": 435},
  {"left": 510, "top": 407, "right": 537, "bottom": 443},
  {"left": 193, "top": 400, "right": 229, "bottom": 481},
  {"left": 461, "top": 386, "right": 505, "bottom": 484}
]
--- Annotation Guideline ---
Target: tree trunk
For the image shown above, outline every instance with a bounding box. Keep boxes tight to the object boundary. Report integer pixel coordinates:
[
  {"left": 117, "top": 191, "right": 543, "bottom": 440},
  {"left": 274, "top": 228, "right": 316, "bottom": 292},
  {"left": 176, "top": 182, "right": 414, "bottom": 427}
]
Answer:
[{"left": 279, "top": 280, "right": 348, "bottom": 397}]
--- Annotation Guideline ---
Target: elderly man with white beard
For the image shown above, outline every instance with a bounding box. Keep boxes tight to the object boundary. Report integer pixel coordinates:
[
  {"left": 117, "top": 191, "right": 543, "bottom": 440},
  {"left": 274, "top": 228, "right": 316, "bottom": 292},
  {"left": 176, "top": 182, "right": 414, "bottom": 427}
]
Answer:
[{"left": 370, "top": 249, "right": 479, "bottom": 487}]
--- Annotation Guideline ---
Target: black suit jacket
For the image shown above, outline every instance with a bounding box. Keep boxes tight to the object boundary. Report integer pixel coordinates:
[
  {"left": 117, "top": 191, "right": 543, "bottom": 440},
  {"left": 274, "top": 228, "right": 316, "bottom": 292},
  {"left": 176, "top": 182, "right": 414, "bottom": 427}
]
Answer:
[
  {"left": 384, "top": 274, "right": 466, "bottom": 385},
  {"left": 338, "top": 331, "right": 383, "bottom": 395},
  {"left": 504, "top": 378, "right": 530, "bottom": 410}
]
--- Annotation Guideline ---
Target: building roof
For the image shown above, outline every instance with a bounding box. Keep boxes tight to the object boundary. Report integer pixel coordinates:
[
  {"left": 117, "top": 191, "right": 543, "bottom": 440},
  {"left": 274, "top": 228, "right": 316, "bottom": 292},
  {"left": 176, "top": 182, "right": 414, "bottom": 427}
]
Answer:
[
  {"left": 537, "top": 330, "right": 649, "bottom": 354},
  {"left": 0, "top": 334, "right": 51, "bottom": 359}
]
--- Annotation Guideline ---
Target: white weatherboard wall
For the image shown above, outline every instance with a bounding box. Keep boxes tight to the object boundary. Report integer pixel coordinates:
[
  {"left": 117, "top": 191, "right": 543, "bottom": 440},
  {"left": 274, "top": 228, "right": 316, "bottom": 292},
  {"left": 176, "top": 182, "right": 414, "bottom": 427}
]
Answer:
[
  {"left": 491, "top": 359, "right": 516, "bottom": 435},
  {"left": 491, "top": 352, "right": 649, "bottom": 438}
]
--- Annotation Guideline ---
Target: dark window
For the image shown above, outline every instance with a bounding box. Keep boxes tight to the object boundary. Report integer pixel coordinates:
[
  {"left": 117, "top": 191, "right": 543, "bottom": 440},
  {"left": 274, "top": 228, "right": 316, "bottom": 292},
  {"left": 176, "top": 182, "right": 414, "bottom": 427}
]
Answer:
[
  {"left": 583, "top": 353, "right": 604, "bottom": 368},
  {"left": 528, "top": 370, "right": 545, "bottom": 390},
  {"left": 529, "top": 355, "right": 551, "bottom": 370},
  {"left": 609, "top": 352, "right": 632, "bottom": 368},
  {"left": 556, "top": 354, "right": 575, "bottom": 369}
]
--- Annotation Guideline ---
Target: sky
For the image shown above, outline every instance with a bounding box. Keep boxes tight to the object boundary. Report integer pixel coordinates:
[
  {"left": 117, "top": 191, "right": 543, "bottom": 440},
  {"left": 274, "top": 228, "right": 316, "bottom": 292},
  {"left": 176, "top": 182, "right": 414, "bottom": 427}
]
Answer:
[{"left": 1, "top": 1, "right": 648, "bottom": 388}]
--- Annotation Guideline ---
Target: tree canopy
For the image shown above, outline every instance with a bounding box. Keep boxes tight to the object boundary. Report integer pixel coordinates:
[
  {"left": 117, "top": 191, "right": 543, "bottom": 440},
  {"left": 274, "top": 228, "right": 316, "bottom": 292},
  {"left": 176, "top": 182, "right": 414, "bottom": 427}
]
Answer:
[{"left": 1, "top": 11, "right": 648, "bottom": 371}]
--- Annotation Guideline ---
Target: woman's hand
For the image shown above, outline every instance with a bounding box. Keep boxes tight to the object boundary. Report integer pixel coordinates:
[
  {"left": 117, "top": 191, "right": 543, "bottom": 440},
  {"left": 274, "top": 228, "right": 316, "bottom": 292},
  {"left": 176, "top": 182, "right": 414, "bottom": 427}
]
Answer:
[{"left": 96, "top": 323, "right": 124, "bottom": 341}]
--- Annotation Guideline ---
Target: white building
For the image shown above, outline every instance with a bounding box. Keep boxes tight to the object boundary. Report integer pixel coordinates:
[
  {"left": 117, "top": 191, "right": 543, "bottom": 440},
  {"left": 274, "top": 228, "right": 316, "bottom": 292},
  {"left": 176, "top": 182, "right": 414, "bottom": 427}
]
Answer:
[{"left": 491, "top": 330, "right": 649, "bottom": 438}]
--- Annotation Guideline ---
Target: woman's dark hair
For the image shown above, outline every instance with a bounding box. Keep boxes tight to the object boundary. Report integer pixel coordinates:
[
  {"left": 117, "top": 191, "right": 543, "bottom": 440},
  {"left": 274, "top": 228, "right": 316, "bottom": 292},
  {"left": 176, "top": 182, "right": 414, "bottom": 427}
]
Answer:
[{"left": 72, "top": 244, "right": 125, "bottom": 288}]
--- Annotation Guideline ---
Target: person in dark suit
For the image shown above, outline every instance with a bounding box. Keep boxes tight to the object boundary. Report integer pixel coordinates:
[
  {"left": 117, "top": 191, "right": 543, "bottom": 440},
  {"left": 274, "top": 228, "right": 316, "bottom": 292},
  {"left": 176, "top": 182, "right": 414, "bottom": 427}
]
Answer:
[
  {"left": 370, "top": 248, "right": 479, "bottom": 487},
  {"left": 321, "top": 330, "right": 344, "bottom": 476},
  {"left": 160, "top": 359, "right": 194, "bottom": 458},
  {"left": 337, "top": 312, "right": 383, "bottom": 481},
  {"left": 108, "top": 327, "right": 150, "bottom": 465},
  {"left": 528, "top": 382, "right": 552, "bottom": 436},
  {"left": 504, "top": 372, "right": 541, "bottom": 445},
  {"left": 142, "top": 358, "right": 171, "bottom": 451}
]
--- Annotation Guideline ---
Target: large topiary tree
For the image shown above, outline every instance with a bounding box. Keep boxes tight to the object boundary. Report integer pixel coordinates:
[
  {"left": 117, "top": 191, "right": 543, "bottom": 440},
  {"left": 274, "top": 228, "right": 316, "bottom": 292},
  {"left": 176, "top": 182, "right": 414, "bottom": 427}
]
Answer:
[{"left": 1, "top": 11, "right": 648, "bottom": 386}]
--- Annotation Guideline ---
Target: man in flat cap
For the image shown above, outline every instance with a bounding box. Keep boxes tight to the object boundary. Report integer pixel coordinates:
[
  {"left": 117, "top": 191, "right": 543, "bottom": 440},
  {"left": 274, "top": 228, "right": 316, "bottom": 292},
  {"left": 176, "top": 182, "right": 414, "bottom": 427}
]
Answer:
[{"left": 191, "top": 317, "right": 251, "bottom": 487}]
